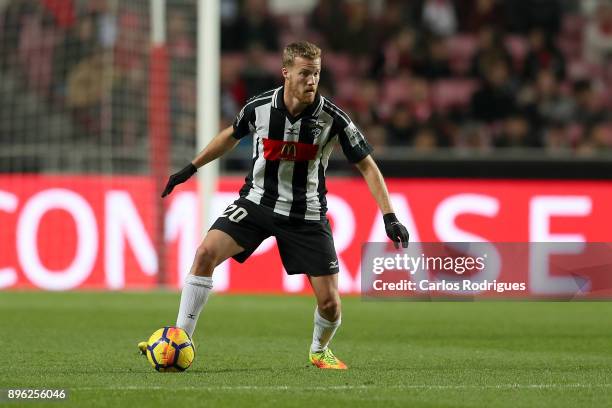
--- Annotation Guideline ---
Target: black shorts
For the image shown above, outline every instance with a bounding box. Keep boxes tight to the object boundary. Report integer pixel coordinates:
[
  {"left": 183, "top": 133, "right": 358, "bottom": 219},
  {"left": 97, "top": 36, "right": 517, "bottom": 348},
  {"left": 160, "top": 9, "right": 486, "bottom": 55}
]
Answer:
[{"left": 209, "top": 197, "right": 339, "bottom": 276}]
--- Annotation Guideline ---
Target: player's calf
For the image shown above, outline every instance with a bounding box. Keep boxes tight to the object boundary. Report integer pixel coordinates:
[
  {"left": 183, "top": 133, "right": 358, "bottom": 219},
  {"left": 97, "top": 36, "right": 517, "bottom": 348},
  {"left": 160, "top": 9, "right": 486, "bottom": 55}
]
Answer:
[{"left": 316, "top": 295, "right": 341, "bottom": 322}]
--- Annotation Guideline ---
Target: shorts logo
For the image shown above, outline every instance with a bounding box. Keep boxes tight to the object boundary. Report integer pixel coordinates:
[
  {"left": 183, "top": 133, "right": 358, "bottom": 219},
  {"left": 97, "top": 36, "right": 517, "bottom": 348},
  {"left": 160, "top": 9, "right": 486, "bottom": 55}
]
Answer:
[
  {"left": 280, "top": 143, "right": 297, "bottom": 159},
  {"left": 329, "top": 260, "right": 339, "bottom": 269}
]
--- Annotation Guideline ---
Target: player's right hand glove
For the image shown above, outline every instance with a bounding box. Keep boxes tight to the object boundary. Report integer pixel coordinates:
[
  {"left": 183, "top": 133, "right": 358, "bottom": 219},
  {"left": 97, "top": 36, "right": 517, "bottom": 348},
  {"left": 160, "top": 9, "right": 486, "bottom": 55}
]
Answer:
[
  {"left": 161, "top": 163, "right": 197, "bottom": 197},
  {"left": 383, "top": 213, "right": 409, "bottom": 249}
]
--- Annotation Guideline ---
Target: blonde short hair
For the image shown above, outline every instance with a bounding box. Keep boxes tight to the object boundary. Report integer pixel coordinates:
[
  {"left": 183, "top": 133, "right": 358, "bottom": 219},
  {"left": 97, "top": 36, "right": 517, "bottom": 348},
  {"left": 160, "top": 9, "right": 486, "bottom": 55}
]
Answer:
[{"left": 282, "top": 41, "right": 321, "bottom": 67}]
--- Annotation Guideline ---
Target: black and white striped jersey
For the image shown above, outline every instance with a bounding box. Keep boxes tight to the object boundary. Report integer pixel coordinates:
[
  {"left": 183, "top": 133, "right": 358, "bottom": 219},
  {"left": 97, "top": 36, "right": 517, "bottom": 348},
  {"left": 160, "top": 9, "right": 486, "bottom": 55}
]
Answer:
[{"left": 232, "top": 86, "right": 372, "bottom": 221}]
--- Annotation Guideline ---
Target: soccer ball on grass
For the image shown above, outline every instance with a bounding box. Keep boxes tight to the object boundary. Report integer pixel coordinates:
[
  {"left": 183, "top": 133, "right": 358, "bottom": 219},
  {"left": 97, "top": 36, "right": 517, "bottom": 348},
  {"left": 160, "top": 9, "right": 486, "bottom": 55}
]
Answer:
[{"left": 145, "top": 326, "right": 195, "bottom": 372}]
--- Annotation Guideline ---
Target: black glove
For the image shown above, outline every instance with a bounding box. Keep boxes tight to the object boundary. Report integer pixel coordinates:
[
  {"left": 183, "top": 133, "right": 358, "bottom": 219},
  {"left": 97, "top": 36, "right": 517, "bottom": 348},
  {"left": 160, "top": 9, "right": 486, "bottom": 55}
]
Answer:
[
  {"left": 161, "top": 163, "right": 197, "bottom": 197},
  {"left": 383, "top": 213, "right": 409, "bottom": 249}
]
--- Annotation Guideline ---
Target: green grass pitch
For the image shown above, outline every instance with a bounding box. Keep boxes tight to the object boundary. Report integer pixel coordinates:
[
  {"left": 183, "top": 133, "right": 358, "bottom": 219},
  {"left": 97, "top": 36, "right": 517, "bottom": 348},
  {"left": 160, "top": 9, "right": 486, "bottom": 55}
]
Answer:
[{"left": 1, "top": 291, "right": 611, "bottom": 407}]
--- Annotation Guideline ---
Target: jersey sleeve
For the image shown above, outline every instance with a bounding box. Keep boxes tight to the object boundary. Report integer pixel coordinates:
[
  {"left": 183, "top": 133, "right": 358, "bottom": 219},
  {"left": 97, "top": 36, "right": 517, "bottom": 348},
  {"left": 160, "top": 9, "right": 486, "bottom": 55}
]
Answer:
[
  {"left": 335, "top": 116, "right": 373, "bottom": 163},
  {"left": 232, "top": 103, "right": 255, "bottom": 139}
]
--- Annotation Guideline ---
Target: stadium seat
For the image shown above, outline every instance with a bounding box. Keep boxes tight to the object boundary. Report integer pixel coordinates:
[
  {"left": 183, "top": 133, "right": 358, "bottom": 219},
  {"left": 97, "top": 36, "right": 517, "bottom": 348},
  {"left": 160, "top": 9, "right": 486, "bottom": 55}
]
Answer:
[
  {"left": 221, "top": 53, "right": 247, "bottom": 75},
  {"left": 262, "top": 52, "right": 282, "bottom": 74},
  {"left": 562, "top": 14, "right": 586, "bottom": 39},
  {"left": 324, "top": 53, "right": 353, "bottom": 78},
  {"left": 568, "top": 58, "right": 604, "bottom": 80},
  {"left": 431, "top": 79, "right": 479, "bottom": 113},
  {"left": 382, "top": 76, "right": 413, "bottom": 105},
  {"left": 336, "top": 78, "right": 358, "bottom": 100},
  {"left": 505, "top": 35, "right": 528, "bottom": 69},
  {"left": 446, "top": 35, "right": 477, "bottom": 74},
  {"left": 558, "top": 37, "right": 583, "bottom": 59}
]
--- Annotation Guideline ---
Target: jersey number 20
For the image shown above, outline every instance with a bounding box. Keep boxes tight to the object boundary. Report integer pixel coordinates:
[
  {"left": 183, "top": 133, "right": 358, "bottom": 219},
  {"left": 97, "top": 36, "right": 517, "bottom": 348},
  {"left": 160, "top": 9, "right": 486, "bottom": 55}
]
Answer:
[{"left": 220, "top": 204, "right": 248, "bottom": 223}]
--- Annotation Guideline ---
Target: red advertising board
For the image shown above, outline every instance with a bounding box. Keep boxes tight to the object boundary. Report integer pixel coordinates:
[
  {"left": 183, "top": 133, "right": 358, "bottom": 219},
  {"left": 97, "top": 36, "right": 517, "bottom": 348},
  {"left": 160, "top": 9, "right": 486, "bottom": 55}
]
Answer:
[{"left": 0, "top": 175, "right": 610, "bottom": 296}]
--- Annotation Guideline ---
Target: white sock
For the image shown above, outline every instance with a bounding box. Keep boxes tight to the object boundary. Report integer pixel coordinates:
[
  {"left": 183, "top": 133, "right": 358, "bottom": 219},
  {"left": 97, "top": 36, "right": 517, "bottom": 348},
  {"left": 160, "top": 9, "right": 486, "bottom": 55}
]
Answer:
[
  {"left": 176, "top": 274, "right": 213, "bottom": 338},
  {"left": 310, "top": 307, "right": 341, "bottom": 353}
]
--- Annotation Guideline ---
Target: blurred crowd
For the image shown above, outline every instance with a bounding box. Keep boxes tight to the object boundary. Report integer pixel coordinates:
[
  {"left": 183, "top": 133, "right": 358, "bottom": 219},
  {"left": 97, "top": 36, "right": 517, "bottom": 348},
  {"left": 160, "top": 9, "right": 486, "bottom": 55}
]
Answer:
[
  {"left": 0, "top": 0, "right": 197, "bottom": 153},
  {"left": 220, "top": 0, "right": 612, "bottom": 155},
  {"left": 2, "top": 0, "right": 612, "bottom": 159}
]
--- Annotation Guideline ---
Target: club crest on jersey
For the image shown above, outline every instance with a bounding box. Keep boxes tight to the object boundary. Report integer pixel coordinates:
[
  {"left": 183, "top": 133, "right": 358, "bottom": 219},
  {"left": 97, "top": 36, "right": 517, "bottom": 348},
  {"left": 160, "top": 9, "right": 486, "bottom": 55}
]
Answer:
[
  {"left": 310, "top": 126, "right": 322, "bottom": 138},
  {"left": 306, "top": 119, "right": 325, "bottom": 139}
]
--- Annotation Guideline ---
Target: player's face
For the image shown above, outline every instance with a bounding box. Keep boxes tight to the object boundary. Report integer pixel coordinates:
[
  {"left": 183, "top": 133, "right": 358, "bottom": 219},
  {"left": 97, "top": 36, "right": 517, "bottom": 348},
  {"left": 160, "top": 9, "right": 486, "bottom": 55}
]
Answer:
[{"left": 283, "top": 57, "right": 321, "bottom": 104}]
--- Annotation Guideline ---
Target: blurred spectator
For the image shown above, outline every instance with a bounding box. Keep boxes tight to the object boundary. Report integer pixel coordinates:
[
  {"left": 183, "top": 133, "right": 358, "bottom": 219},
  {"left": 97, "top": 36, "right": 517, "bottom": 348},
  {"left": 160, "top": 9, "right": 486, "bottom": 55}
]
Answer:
[
  {"left": 111, "top": 62, "right": 146, "bottom": 146},
  {"left": 370, "top": 27, "right": 417, "bottom": 79},
  {"left": 527, "top": 0, "right": 563, "bottom": 34},
  {"left": 589, "top": 121, "right": 612, "bottom": 148},
  {"left": 504, "top": 0, "right": 562, "bottom": 34},
  {"left": 174, "top": 113, "right": 196, "bottom": 146},
  {"left": 581, "top": 0, "right": 600, "bottom": 16},
  {"left": 363, "top": 124, "right": 388, "bottom": 152},
  {"left": 41, "top": 0, "right": 76, "bottom": 29},
  {"left": 66, "top": 51, "right": 112, "bottom": 136},
  {"left": 307, "top": 0, "right": 344, "bottom": 48},
  {"left": 68, "top": 12, "right": 98, "bottom": 59},
  {"left": 5, "top": 0, "right": 612, "bottom": 164},
  {"left": 221, "top": 0, "right": 240, "bottom": 21},
  {"left": 522, "top": 28, "right": 566, "bottom": 81},
  {"left": 521, "top": 69, "right": 574, "bottom": 130},
  {"left": 316, "top": 68, "right": 336, "bottom": 100},
  {"left": 457, "top": 122, "right": 491, "bottom": 151},
  {"left": 167, "top": 9, "right": 195, "bottom": 61},
  {"left": 221, "top": 0, "right": 241, "bottom": 51},
  {"left": 578, "top": 121, "right": 612, "bottom": 154},
  {"left": 494, "top": 113, "right": 540, "bottom": 148},
  {"left": 88, "top": 0, "right": 116, "bottom": 49},
  {"left": 385, "top": 103, "right": 416, "bottom": 146},
  {"left": 372, "top": 0, "right": 416, "bottom": 46},
  {"left": 224, "top": 0, "right": 279, "bottom": 51},
  {"left": 171, "top": 74, "right": 198, "bottom": 160},
  {"left": 239, "top": 43, "right": 278, "bottom": 101},
  {"left": 413, "top": 126, "right": 440, "bottom": 151},
  {"left": 573, "top": 79, "right": 608, "bottom": 125},
  {"left": 457, "top": 0, "right": 504, "bottom": 33},
  {"left": 327, "top": 0, "right": 373, "bottom": 56},
  {"left": 407, "top": 77, "right": 434, "bottom": 123},
  {"left": 419, "top": 0, "right": 458, "bottom": 37},
  {"left": 0, "top": 0, "right": 33, "bottom": 71},
  {"left": 18, "top": 3, "right": 59, "bottom": 97},
  {"left": 114, "top": 8, "right": 146, "bottom": 76},
  {"left": 53, "top": 11, "right": 99, "bottom": 94},
  {"left": 470, "top": 59, "right": 517, "bottom": 122},
  {"left": 415, "top": 35, "right": 453, "bottom": 79},
  {"left": 584, "top": 1, "right": 612, "bottom": 64},
  {"left": 221, "top": 74, "right": 240, "bottom": 123},
  {"left": 346, "top": 79, "right": 382, "bottom": 128},
  {"left": 66, "top": 51, "right": 108, "bottom": 108},
  {"left": 543, "top": 121, "right": 571, "bottom": 152},
  {"left": 172, "top": 77, "right": 197, "bottom": 116},
  {"left": 470, "top": 26, "right": 513, "bottom": 79}
]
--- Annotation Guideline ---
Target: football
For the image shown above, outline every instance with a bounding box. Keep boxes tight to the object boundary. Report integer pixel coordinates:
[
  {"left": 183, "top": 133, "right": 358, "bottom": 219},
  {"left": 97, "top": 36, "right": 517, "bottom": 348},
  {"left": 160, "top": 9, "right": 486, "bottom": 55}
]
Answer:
[{"left": 145, "top": 326, "right": 195, "bottom": 372}]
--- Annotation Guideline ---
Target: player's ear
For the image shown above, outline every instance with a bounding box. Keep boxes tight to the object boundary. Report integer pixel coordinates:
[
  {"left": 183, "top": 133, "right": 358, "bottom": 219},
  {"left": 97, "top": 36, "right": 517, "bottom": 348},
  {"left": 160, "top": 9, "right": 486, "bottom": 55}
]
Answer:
[{"left": 281, "top": 66, "right": 289, "bottom": 80}]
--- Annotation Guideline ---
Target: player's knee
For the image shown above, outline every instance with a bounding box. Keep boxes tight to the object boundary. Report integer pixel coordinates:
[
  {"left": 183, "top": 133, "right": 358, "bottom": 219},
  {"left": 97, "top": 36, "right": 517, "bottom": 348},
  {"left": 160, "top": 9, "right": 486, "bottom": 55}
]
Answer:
[
  {"left": 318, "top": 296, "right": 341, "bottom": 321},
  {"left": 193, "top": 245, "right": 219, "bottom": 270}
]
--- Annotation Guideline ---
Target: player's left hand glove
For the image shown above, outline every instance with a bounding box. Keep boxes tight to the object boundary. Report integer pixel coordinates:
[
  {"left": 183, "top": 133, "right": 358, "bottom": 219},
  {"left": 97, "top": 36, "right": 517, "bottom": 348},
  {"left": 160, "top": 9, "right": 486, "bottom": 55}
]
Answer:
[
  {"left": 161, "top": 163, "right": 197, "bottom": 197},
  {"left": 383, "top": 213, "right": 409, "bottom": 249}
]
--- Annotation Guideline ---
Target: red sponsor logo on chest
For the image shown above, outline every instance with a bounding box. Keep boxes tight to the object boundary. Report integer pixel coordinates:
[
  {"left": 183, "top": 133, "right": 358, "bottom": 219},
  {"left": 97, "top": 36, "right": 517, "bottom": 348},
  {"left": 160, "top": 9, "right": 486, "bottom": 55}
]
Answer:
[{"left": 263, "top": 138, "right": 319, "bottom": 161}]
